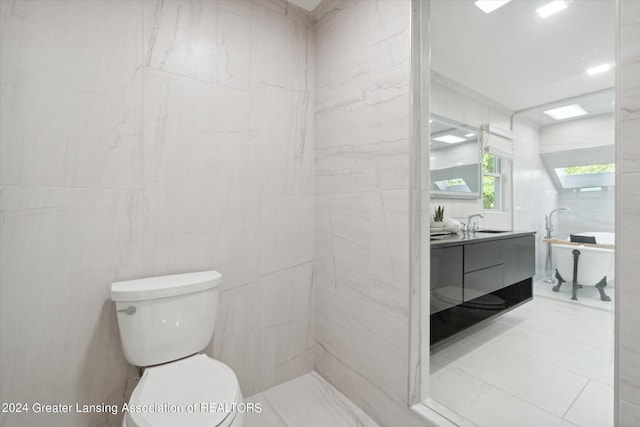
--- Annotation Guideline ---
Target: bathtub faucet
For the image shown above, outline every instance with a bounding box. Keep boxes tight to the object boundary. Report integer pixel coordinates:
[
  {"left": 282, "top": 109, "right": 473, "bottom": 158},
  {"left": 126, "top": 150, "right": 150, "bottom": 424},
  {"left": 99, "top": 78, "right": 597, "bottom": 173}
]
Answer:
[
  {"left": 545, "top": 207, "right": 573, "bottom": 238},
  {"left": 543, "top": 207, "right": 572, "bottom": 283}
]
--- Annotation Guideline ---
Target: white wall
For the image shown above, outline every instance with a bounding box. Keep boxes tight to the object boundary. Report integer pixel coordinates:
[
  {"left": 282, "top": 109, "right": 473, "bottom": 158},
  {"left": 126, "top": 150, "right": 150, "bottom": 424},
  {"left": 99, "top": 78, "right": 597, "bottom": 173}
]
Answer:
[
  {"left": 0, "top": 1, "right": 314, "bottom": 426},
  {"left": 539, "top": 114, "right": 616, "bottom": 239},
  {"left": 540, "top": 114, "right": 615, "bottom": 154},
  {"left": 511, "top": 117, "right": 560, "bottom": 277},
  {"left": 313, "top": 1, "right": 427, "bottom": 426},
  {"left": 617, "top": 1, "right": 640, "bottom": 424}
]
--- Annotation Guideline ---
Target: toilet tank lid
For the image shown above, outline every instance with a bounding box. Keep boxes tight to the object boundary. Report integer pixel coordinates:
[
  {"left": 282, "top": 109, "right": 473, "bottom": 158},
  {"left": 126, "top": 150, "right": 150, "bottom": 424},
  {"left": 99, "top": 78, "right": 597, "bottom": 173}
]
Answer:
[{"left": 111, "top": 271, "right": 222, "bottom": 301}]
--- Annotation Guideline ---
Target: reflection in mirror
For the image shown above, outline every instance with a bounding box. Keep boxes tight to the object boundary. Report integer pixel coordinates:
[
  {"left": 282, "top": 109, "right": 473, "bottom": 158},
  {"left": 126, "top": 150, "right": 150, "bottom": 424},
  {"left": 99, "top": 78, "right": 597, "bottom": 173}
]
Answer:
[
  {"left": 430, "top": 115, "right": 481, "bottom": 198},
  {"left": 421, "top": 0, "right": 616, "bottom": 426}
]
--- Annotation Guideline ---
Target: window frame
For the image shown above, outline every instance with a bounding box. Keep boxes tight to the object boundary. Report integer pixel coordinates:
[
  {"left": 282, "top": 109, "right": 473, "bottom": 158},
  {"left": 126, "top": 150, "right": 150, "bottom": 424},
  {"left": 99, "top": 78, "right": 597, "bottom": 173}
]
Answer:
[{"left": 482, "top": 153, "right": 503, "bottom": 211}]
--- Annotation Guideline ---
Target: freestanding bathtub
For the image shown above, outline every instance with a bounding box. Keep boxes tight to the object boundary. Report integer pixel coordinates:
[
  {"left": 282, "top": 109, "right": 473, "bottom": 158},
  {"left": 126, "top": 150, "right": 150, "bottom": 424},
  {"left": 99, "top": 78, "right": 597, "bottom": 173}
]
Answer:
[{"left": 552, "top": 232, "right": 615, "bottom": 301}]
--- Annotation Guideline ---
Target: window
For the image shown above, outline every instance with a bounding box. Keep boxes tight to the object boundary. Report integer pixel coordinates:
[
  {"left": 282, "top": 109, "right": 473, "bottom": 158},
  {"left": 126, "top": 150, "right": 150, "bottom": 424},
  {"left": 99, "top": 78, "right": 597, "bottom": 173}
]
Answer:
[{"left": 483, "top": 153, "right": 502, "bottom": 210}]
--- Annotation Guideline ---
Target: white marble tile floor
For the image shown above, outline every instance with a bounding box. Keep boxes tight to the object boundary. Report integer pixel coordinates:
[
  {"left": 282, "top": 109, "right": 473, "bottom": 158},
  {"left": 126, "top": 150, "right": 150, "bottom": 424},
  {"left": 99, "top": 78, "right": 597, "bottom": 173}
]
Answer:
[
  {"left": 245, "top": 372, "right": 381, "bottom": 427},
  {"left": 430, "top": 295, "right": 613, "bottom": 427}
]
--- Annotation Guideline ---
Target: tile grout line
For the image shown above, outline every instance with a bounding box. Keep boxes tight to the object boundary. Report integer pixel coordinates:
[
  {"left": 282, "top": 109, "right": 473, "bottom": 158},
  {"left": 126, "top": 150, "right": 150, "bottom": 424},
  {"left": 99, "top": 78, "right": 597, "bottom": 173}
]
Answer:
[{"left": 562, "top": 378, "right": 592, "bottom": 419}]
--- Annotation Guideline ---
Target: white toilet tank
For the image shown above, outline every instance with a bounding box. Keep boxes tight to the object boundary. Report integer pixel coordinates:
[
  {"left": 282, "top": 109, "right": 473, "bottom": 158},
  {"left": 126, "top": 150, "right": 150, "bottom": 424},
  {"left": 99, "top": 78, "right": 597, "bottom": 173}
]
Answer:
[{"left": 111, "top": 271, "right": 222, "bottom": 367}]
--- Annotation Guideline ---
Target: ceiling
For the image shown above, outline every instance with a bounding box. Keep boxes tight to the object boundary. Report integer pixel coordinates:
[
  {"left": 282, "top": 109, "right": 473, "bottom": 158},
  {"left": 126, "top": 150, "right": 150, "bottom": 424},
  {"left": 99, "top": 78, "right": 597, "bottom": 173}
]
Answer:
[{"left": 430, "top": 0, "right": 615, "bottom": 113}]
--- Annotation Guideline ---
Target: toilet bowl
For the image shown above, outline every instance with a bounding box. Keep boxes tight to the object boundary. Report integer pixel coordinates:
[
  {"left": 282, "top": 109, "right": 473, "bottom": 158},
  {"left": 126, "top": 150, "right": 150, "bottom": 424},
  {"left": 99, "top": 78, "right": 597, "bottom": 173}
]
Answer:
[
  {"left": 112, "top": 271, "right": 244, "bottom": 427},
  {"left": 122, "top": 355, "right": 244, "bottom": 427}
]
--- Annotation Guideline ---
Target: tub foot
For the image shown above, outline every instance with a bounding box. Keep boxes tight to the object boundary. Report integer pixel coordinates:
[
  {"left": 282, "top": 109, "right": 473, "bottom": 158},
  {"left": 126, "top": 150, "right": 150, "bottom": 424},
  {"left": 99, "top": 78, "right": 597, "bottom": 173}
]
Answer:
[
  {"left": 595, "top": 276, "right": 611, "bottom": 302},
  {"left": 571, "top": 249, "right": 580, "bottom": 301},
  {"left": 552, "top": 270, "right": 565, "bottom": 292}
]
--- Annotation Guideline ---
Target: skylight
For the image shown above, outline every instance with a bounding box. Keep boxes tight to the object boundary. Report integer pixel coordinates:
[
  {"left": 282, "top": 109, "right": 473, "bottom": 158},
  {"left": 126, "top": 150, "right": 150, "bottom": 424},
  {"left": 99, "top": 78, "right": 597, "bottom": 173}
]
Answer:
[
  {"left": 474, "top": 1, "right": 511, "bottom": 14},
  {"left": 543, "top": 104, "right": 588, "bottom": 120},
  {"left": 537, "top": 1, "right": 568, "bottom": 18},
  {"left": 434, "top": 178, "right": 471, "bottom": 192},
  {"left": 563, "top": 164, "right": 615, "bottom": 175},
  {"left": 553, "top": 163, "right": 615, "bottom": 190},
  {"left": 433, "top": 135, "right": 466, "bottom": 144}
]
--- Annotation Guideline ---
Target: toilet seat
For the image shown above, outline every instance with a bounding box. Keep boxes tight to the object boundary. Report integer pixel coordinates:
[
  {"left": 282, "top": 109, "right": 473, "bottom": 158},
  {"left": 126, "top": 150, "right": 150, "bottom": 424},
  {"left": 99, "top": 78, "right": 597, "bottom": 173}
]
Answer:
[{"left": 125, "top": 354, "right": 241, "bottom": 427}]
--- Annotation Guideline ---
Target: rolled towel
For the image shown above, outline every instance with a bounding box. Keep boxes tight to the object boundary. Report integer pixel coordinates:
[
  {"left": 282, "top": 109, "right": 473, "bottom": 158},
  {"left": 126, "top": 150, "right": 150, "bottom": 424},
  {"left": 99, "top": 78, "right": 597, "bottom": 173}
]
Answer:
[{"left": 444, "top": 218, "right": 461, "bottom": 233}]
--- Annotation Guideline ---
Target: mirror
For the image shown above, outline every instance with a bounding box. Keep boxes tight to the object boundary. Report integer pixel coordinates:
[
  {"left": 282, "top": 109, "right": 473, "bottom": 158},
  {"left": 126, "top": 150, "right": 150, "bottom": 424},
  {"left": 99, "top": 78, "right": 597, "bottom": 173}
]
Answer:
[
  {"left": 419, "top": 0, "right": 616, "bottom": 426},
  {"left": 429, "top": 114, "right": 481, "bottom": 198}
]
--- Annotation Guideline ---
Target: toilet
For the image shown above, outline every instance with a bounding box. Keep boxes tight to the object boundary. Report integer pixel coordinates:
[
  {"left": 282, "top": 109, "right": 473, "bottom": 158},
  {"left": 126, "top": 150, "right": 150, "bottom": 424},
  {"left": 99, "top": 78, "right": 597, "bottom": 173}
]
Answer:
[{"left": 111, "top": 271, "right": 244, "bottom": 427}]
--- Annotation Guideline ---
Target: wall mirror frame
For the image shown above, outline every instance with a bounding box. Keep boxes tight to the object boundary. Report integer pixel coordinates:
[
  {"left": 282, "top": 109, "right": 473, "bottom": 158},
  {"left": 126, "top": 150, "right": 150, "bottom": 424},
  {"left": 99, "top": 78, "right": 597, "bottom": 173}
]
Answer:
[{"left": 429, "top": 114, "right": 482, "bottom": 199}]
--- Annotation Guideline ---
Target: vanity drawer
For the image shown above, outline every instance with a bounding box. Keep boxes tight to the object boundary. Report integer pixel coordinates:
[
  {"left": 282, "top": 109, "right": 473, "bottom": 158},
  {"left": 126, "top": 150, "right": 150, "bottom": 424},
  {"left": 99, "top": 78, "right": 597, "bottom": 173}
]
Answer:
[
  {"left": 464, "top": 239, "right": 504, "bottom": 273},
  {"left": 463, "top": 264, "right": 504, "bottom": 302},
  {"left": 430, "top": 246, "right": 463, "bottom": 314}
]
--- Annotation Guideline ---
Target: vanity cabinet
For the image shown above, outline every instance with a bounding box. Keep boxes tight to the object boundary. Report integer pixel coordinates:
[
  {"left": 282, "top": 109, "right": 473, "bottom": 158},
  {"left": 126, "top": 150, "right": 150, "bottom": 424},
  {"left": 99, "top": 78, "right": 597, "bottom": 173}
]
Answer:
[
  {"left": 503, "top": 235, "right": 535, "bottom": 285},
  {"left": 430, "top": 232, "right": 535, "bottom": 346}
]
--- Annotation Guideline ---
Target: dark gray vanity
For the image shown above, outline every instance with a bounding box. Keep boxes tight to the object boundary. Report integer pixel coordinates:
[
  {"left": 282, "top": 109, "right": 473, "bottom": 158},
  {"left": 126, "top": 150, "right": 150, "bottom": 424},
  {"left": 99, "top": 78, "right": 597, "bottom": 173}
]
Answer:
[{"left": 430, "top": 231, "right": 535, "bottom": 346}]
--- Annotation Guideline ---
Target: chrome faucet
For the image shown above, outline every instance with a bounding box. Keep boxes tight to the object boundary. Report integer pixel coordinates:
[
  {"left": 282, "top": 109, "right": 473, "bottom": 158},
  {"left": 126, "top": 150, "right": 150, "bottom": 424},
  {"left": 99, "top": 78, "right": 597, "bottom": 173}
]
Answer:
[
  {"left": 544, "top": 207, "right": 573, "bottom": 239},
  {"left": 543, "top": 207, "right": 573, "bottom": 283},
  {"left": 466, "top": 213, "right": 484, "bottom": 235}
]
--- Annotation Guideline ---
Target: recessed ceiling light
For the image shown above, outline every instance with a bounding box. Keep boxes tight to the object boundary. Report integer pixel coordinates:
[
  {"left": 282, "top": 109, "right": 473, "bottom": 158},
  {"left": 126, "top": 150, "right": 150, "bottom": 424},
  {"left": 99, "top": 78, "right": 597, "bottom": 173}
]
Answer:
[
  {"left": 586, "top": 63, "right": 613, "bottom": 75},
  {"left": 537, "top": 1, "right": 568, "bottom": 18},
  {"left": 465, "top": 133, "right": 476, "bottom": 137},
  {"left": 474, "top": 1, "right": 511, "bottom": 14},
  {"left": 433, "top": 135, "right": 467, "bottom": 144},
  {"left": 543, "top": 104, "right": 588, "bottom": 120}
]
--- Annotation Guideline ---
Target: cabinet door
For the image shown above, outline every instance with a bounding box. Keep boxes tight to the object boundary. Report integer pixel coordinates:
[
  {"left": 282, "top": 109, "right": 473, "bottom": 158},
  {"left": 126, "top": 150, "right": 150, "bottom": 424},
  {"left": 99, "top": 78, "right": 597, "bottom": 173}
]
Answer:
[
  {"left": 430, "top": 246, "right": 463, "bottom": 314},
  {"left": 464, "top": 239, "right": 504, "bottom": 273},
  {"left": 463, "top": 264, "right": 505, "bottom": 302},
  {"left": 502, "top": 235, "right": 535, "bottom": 286}
]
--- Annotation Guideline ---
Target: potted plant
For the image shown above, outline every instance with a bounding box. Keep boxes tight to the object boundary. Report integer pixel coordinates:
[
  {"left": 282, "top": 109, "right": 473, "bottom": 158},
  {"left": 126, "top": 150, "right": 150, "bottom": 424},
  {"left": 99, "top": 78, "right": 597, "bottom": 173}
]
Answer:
[{"left": 431, "top": 205, "right": 445, "bottom": 229}]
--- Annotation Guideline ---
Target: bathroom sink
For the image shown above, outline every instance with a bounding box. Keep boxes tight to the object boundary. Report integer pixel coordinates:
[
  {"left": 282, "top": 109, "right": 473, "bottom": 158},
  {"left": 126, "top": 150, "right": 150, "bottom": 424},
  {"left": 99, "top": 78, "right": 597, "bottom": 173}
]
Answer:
[{"left": 476, "top": 230, "right": 510, "bottom": 234}]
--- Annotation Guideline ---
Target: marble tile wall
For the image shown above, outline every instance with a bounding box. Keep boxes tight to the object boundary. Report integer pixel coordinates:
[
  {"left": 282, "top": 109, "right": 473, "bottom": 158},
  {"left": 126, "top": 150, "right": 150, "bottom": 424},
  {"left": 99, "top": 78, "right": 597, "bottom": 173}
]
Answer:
[
  {"left": 617, "top": 1, "right": 640, "bottom": 425},
  {"left": 313, "top": 1, "right": 426, "bottom": 426},
  {"left": 0, "top": 1, "right": 314, "bottom": 425}
]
